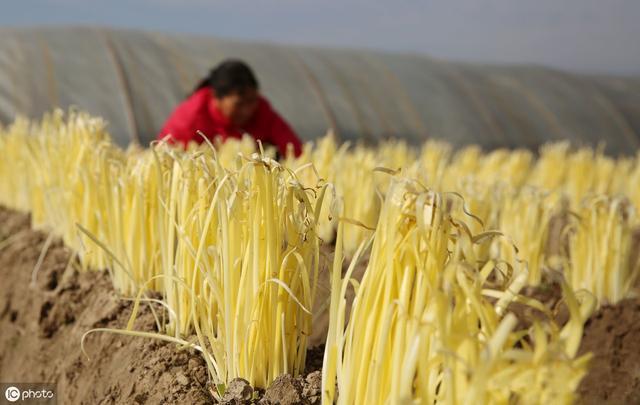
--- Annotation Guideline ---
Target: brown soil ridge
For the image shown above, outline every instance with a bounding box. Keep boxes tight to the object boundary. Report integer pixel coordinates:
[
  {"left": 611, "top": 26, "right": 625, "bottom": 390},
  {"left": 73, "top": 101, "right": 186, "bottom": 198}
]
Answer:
[
  {"left": 0, "top": 207, "right": 213, "bottom": 404},
  {"left": 578, "top": 298, "right": 640, "bottom": 404}
]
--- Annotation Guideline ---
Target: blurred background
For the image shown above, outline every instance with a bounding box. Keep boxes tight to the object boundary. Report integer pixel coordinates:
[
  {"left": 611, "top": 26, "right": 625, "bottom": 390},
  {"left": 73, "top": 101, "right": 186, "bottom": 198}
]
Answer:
[{"left": 1, "top": 0, "right": 639, "bottom": 152}]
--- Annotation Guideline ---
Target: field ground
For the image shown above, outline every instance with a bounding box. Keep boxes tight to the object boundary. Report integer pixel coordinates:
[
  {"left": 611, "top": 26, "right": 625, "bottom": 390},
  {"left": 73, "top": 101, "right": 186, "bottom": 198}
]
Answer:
[{"left": 0, "top": 206, "right": 638, "bottom": 404}]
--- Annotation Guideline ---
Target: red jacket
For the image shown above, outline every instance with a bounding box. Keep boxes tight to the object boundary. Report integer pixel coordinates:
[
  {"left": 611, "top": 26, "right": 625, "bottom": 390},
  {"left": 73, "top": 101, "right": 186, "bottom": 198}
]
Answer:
[{"left": 158, "top": 87, "right": 302, "bottom": 157}]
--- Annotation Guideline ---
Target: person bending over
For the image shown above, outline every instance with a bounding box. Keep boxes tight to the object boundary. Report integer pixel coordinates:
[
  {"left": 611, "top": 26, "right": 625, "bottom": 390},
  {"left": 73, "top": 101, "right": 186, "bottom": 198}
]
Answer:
[{"left": 158, "top": 59, "right": 302, "bottom": 157}]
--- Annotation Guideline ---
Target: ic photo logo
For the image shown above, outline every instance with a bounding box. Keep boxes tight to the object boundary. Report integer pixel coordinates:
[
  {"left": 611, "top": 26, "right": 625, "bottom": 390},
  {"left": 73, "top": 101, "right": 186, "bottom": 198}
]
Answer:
[
  {"left": 4, "top": 386, "right": 20, "bottom": 402},
  {"left": 2, "top": 384, "right": 55, "bottom": 404}
]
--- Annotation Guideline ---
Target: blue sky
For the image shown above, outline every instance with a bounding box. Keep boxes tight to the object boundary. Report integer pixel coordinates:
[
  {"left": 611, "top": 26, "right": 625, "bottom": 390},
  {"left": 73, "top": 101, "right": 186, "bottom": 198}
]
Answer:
[{"left": 2, "top": 0, "right": 639, "bottom": 75}]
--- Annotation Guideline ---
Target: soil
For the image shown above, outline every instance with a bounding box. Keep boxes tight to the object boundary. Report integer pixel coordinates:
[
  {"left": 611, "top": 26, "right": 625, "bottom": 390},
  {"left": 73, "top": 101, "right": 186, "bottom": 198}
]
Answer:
[
  {"left": 577, "top": 298, "right": 640, "bottom": 404},
  {"left": 0, "top": 208, "right": 213, "bottom": 404},
  {"left": 1, "top": 205, "right": 639, "bottom": 404}
]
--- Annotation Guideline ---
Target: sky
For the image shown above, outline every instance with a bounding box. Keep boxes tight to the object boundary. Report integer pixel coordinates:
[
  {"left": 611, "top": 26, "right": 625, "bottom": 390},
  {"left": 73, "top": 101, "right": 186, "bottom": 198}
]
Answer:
[{"left": 2, "top": 0, "right": 640, "bottom": 75}]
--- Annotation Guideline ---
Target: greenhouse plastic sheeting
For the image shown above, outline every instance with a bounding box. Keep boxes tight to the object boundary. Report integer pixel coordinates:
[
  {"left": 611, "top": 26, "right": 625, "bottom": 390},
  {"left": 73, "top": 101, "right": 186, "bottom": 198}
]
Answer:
[{"left": 0, "top": 26, "right": 639, "bottom": 153}]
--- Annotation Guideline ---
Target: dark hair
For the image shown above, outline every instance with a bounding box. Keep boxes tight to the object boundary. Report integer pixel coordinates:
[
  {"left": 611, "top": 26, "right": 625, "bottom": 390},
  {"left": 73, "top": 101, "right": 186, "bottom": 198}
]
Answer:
[{"left": 193, "top": 59, "right": 259, "bottom": 97}]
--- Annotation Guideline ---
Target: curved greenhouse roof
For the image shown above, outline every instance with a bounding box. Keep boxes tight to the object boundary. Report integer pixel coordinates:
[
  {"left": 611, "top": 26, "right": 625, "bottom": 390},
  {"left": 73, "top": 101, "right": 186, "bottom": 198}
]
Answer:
[{"left": 0, "top": 26, "right": 639, "bottom": 153}]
